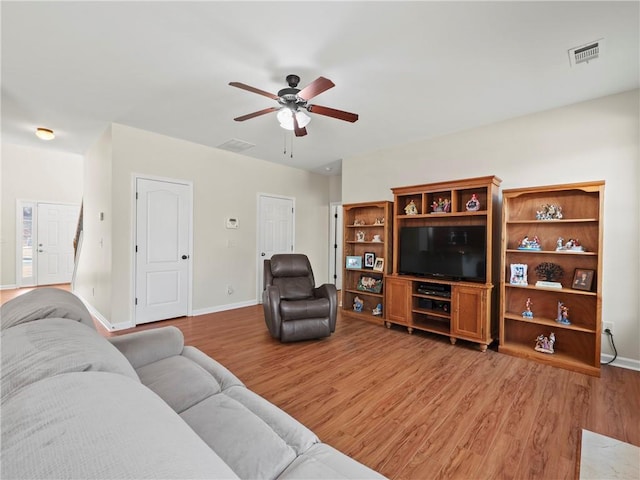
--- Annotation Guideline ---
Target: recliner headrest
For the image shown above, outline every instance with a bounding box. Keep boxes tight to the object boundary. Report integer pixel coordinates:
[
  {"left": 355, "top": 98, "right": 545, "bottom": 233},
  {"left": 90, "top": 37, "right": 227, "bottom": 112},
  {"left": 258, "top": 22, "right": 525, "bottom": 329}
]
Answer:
[{"left": 269, "top": 254, "right": 312, "bottom": 278}]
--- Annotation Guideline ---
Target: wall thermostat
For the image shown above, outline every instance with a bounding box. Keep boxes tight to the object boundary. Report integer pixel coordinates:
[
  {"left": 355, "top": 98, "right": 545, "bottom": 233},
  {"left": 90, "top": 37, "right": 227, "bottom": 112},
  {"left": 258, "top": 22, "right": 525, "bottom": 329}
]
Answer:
[{"left": 226, "top": 218, "right": 239, "bottom": 229}]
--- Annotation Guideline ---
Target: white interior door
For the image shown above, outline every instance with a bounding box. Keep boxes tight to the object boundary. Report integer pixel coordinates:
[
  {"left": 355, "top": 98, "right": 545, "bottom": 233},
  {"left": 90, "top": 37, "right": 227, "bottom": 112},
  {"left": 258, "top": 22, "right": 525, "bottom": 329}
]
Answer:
[
  {"left": 36, "top": 203, "right": 80, "bottom": 285},
  {"left": 135, "top": 178, "right": 191, "bottom": 324},
  {"left": 257, "top": 194, "right": 294, "bottom": 301}
]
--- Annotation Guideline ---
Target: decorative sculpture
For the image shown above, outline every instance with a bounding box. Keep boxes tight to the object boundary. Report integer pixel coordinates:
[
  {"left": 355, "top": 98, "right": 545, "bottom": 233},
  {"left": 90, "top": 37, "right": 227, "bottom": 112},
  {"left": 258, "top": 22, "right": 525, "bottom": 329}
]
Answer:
[
  {"left": 535, "top": 332, "right": 556, "bottom": 354},
  {"left": 556, "top": 301, "right": 570, "bottom": 325},
  {"left": 522, "top": 297, "right": 534, "bottom": 318}
]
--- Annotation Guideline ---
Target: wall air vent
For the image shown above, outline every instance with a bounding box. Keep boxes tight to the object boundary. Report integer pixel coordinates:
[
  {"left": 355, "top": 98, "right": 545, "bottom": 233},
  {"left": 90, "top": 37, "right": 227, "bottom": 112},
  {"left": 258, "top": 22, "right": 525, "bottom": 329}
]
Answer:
[
  {"left": 217, "top": 138, "right": 255, "bottom": 153},
  {"left": 568, "top": 38, "right": 604, "bottom": 67}
]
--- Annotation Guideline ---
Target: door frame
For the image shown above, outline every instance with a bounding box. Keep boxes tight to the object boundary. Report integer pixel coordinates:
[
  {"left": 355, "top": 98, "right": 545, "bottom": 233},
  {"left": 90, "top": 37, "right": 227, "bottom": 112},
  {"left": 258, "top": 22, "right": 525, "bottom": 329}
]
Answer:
[
  {"left": 256, "top": 192, "right": 295, "bottom": 302},
  {"left": 15, "top": 199, "right": 80, "bottom": 288},
  {"left": 131, "top": 173, "right": 194, "bottom": 324},
  {"left": 329, "top": 202, "right": 343, "bottom": 289}
]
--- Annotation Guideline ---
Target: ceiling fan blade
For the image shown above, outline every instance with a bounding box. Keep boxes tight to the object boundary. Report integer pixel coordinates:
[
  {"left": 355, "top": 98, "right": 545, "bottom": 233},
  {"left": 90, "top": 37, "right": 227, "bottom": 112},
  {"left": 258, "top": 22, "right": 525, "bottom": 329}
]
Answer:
[
  {"left": 307, "top": 104, "right": 359, "bottom": 123},
  {"left": 292, "top": 113, "right": 308, "bottom": 137},
  {"left": 229, "top": 82, "right": 279, "bottom": 100},
  {"left": 297, "top": 77, "right": 335, "bottom": 101},
  {"left": 233, "top": 107, "right": 279, "bottom": 122}
]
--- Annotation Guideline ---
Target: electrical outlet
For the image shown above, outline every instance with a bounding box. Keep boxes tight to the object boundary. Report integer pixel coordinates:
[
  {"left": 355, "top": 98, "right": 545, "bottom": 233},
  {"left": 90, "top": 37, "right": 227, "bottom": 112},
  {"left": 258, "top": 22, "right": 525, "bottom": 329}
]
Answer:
[
  {"left": 227, "top": 285, "right": 233, "bottom": 295},
  {"left": 603, "top": 321, "right": 613, "bottom": 334}
]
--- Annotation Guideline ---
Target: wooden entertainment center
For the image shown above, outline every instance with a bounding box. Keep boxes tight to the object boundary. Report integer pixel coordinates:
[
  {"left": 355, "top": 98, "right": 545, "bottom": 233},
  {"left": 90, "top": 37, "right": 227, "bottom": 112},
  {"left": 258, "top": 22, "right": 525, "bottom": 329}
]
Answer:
[{"left": 384, "top": 176, "right": 501, "bottom": 351}]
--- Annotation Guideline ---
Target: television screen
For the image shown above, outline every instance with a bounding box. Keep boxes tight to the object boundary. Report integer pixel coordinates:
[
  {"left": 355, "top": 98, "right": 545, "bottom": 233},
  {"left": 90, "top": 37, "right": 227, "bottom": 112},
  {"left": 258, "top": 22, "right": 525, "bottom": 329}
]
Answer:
[{"left": 399, "top": 225, "right": 486, "bottom": 282}]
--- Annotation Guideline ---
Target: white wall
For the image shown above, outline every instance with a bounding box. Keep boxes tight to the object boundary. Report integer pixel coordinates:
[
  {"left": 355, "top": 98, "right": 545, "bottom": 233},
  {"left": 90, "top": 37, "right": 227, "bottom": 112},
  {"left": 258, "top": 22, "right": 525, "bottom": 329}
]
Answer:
[
  {"left": 74, "top": 127, "right": 113, "bottom": 320},
  {"left": 77, "top": 123, "right": 332, "bottom": 327},
  {"left": 0, "top": 143, "right": 83, "bottom": 287},
  {"left": 343, "top": 89, "right": 640, "bottom": 364}
]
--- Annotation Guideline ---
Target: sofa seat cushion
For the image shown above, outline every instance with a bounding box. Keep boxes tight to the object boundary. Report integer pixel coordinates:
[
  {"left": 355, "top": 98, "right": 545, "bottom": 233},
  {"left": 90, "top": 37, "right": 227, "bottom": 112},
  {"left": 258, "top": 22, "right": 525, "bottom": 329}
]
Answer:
[
  {"left": 280, "top": 297, "right": 330, "bottom": 321},
  {"left": 136, "top": 355, "right": 221, "bottom": 414},
  {"left": 180, "top": 385, "right": 318, "bottom": 479},
  {"left": 1, "top": 318, "right": 139, "bottom": 403},
  {"left": 0, "top": 372, "right": 239, "bottom": 479}
]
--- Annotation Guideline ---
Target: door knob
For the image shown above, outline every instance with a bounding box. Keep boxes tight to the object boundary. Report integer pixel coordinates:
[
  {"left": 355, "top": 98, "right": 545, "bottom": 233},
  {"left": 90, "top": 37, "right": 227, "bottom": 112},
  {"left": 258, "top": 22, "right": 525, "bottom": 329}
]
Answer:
[
  {"left": 181, "top": 254, "right": 189, "bottom": 260},
  {"left": 38, "top": 249, "right": 43, "bottom": 253},
  {"left": 261, "top": 252, "right": 266, "bottom": 256}
]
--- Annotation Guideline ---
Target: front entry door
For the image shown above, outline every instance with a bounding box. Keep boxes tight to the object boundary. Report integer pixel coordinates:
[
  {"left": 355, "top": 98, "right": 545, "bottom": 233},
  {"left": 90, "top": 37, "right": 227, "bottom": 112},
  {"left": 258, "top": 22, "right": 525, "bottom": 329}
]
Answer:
[
  {"left": 36, "top": 203, "right": 80, "bottom": 285},
  {"left": 135, "top": 178, "right": 191, "bottom": 324},
  {"left": 257, "top": 194, "right": 294, "bottom": 301}
]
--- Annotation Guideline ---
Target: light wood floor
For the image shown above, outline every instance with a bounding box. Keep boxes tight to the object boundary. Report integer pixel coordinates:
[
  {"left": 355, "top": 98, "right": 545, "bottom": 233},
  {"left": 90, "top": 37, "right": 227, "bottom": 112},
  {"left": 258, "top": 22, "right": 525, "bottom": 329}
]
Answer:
[{"left": 3, "top": 286, "right": 639, "bottom": 479}]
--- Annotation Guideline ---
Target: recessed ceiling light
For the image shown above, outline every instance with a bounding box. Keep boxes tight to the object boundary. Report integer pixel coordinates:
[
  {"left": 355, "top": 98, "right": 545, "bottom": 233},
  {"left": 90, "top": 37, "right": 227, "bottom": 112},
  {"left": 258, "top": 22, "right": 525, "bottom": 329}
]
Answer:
[{"left": 35, "top": 127, "right": 55, "bottom": 140}]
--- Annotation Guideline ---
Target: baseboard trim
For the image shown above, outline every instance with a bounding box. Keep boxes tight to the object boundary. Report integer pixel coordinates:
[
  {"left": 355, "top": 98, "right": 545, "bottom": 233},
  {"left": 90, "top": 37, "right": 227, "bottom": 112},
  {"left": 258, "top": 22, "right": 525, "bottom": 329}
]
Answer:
[
  {"left": 192, "top": 299, "right": 258, "bottom": 317},
  {"left": 0, "top": 284, "right": 18, "bottom": 290},
  {"left": 73, "top": 291, "right": 134, "bottom": 332},
  {"left": 600, "top": 354, "right": 640, "bottom": 371}
]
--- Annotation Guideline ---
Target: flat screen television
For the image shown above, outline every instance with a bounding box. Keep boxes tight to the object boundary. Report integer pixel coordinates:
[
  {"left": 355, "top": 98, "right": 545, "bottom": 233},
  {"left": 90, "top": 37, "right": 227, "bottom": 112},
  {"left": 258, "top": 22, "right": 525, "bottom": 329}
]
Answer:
[{"left": 398, "top": 225, "right": 487, "bottom": 283}]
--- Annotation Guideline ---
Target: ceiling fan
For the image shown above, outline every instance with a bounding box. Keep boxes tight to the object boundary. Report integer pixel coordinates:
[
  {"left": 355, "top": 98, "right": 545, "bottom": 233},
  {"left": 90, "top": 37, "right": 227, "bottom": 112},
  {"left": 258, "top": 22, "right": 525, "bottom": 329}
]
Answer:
[{"left": 229, "top": 74, "right": 359, "bottom": 137}]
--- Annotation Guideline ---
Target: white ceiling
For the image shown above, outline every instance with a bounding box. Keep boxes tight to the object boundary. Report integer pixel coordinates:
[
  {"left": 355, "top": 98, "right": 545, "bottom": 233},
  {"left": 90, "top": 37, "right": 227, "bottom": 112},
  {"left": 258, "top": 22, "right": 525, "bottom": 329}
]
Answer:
[{"left": 2, "top": 2, "right": 638, "bottom": 176}]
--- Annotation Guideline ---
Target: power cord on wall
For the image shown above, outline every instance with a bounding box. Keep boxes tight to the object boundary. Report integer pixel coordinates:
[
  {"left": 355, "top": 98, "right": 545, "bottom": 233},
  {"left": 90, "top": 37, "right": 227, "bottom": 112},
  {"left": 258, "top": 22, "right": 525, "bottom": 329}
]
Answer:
[{"left": 600, "top": 328, "right": 618, "bottom": 365}]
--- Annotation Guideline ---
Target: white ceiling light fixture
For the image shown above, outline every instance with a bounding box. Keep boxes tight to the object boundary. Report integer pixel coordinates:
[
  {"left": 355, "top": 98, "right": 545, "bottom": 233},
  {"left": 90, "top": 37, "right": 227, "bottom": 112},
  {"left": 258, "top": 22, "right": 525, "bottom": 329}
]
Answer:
[
  {"left": 276, "top": 108, "right": 311, "bottom": 131},
  {"left": 35, "top": 127, "right": 55, "bottom": 140}
]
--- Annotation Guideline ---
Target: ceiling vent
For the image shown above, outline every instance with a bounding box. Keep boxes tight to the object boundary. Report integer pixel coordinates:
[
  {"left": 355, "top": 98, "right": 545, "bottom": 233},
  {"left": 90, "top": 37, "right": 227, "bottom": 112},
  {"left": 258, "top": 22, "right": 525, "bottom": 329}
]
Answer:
[
  {"left": 568, "top": 38, "right": 604, "bottom": 67},
  {"left": 217, "top": 138, "right": 255, "bottom": 153}
]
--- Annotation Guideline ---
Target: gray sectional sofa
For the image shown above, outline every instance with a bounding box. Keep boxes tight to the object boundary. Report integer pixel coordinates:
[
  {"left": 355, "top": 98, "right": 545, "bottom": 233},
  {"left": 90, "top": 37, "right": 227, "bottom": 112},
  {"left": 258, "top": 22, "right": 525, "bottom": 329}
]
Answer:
[{"left": 1, "top": 288, "right": 385, "bottom": 479}]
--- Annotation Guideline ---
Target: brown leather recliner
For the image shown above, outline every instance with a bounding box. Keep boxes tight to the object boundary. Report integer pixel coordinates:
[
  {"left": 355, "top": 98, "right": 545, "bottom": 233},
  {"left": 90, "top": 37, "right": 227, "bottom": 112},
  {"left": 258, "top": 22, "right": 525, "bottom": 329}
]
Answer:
[{"left": 262, "top": 254, "right": 337, "bottom": 342}]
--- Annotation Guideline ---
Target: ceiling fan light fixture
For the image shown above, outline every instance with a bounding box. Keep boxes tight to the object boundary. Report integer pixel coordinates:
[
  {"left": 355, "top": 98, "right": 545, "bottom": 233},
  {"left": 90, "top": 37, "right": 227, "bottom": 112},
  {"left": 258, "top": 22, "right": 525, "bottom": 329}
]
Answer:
[
  {"left": 277, "top": 109, "right": 311, "bottom": 131},
  {"left": 35, "top": 127, "right": 55, "bottom": 140}
]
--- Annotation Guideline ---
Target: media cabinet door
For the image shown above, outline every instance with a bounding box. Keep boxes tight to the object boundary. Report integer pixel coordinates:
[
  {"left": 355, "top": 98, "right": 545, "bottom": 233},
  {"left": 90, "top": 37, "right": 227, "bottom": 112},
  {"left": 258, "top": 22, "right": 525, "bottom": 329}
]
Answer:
[
  {"left": 385, "top": 276, "right": 411, "bottom": 327},
  {"left": 451, "top": 284, "right": 489, "bottom": 347}
]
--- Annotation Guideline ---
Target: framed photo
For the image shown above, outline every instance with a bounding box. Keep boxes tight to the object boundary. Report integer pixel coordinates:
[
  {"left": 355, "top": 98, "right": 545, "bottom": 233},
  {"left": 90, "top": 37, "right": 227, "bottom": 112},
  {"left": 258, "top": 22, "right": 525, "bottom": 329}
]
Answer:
[
  {"left": 357, "top": 274, "right": 383, "bottom": 293},
  {"left": 364, "top": 252, "right": 376, "bottom": 269},
  {"left": 346, "top": 256, "right": 362, "bottom": 270},
  {"left": 373, "top": 257, "right": 385, "bottom": 272},
  {"left": 510, "top": 263, "right": 528, "bottom": 285},
  {"left": 572, "top": 268, "right": 594, "bottom": 291}
]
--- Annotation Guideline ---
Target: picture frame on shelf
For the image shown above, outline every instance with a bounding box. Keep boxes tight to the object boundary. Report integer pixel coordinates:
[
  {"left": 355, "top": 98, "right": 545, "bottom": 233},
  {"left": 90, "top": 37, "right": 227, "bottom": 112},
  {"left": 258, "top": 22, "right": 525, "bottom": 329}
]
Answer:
[
  {"left": 373, "top": 257, "right": 385, "bottom": 272},
  {"left": 572, "top": 268, "right": 594, "bottom": 291},
  {"left": 346, "top": 256, "right": 362, "bottom": 270},
  {"left": 364, "top": 252, "right": 376, "bottom": 269},
  {"left": 357, "top": 274, "right": 383, "bottom": 293},
  {"left": 510, "top": 263, "right": 528, "bottom": 285}
]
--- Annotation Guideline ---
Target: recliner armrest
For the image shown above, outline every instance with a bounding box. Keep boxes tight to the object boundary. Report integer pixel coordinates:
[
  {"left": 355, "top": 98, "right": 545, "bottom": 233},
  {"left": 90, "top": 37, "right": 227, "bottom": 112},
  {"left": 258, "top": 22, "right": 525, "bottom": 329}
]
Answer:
[
  {"left": 262, "top": 285, "right": 282, "bottom": 339},
  {"left": 109, "top": 326, "right": 185, "bottom": 369},
  {"left": 314, "top": 283, "right": 338, "bottom": 332}
]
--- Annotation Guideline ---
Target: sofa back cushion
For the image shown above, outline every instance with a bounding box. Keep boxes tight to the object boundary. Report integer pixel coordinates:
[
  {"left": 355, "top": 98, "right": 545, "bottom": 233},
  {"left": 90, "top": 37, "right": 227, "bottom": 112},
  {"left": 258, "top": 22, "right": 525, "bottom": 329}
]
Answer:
[
  {"left": 0, "top": 288, "right": 95, "bottom": 330},
  {"left": 1, "top": 318, "right": 139, "bottom": 403}
]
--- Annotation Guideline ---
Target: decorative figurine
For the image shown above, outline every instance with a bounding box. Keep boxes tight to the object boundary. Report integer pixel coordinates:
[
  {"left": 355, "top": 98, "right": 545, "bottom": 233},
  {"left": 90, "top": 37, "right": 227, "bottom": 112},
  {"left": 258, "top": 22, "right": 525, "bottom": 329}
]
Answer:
[
  {"left": 556, "top": 301, "right": 571, "bottom": 325},
  {"left": 372, "top": 234, "right": 382, "bottom": 242},
  {"left": 536, "top": 204, "right": 563, "bottom": 220},
  {"left": 374, "top": 217, "right": 385, "bottom": 225},
  {"left": 431, "top": 198, "right": 451, "bottom": 213},
  {"left": 404, "top": 200, "right": 418, "bottom": 215},
  {"left": 353, "top": 218, "right": 365, "bottom": 226},
  {"left": 372, "top": 304, "right": 382, "bottom": 316},
  {"left": 356, "top": 231, "right": 366, "bottom": 242},
  {"left": 353, "top": 296, "right": 364, "bottom": 312},
  {"left": 517, "top": 235, "right": 542, "bottom": 250},
  {"left": 510, "top": 263, "right": 528, "bottom": 285},
  {"left": 522, "top": 297, "right": 534, "bottom": 318},
  {"left": 556, "top": 237, "right": 585, "bottom": 252},
  {"left": 535, "top": 332, "right": 556, "bottom": 354},
  {"left": 465, "top": 193, "right": 481, "bottom": 211},
  {"left": 534, "top": 262, "right": 563, "bottom": 288}
]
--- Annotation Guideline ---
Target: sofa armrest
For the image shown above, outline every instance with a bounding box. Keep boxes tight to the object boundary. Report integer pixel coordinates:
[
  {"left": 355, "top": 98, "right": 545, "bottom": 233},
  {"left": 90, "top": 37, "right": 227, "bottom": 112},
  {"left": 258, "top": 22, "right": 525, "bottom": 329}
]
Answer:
[
  {"left": 314, "top": 283, "right": 338, "bottom": 332},
  {"left": 109, "top": 326, "right": 184, "bottom": 369}
]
